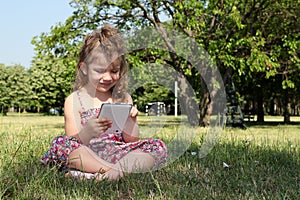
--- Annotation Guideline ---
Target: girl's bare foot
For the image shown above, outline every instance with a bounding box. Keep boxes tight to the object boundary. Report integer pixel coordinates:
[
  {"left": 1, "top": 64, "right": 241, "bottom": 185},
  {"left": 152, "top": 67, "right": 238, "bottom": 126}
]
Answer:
[{"left": 100, "top": 168, "right": 125, "bottom": 181}]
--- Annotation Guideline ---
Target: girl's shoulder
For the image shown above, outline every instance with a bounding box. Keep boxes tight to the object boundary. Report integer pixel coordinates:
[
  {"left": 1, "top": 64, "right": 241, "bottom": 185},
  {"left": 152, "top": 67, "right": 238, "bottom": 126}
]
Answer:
[
  {"left": 64, "top": 89, "right": 88, "bottom": 110},
  {"left": 114, "top": 92, "right": 133, "bottom": 104},
  {"left": 65, "top": 91, "right": 74, "bottom": 104},
  {"left": 64, "top": 91, "right": 81, "bottom": 111},
  {"left": 123, "top": 92, "right": 133, "bottom": 104},
  {"left": 65, "top": 90, "right": 80, "bottom": 104}
]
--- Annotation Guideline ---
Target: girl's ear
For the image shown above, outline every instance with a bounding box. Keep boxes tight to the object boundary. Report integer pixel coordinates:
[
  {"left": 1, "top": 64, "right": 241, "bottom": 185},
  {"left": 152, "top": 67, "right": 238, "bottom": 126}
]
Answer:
[{"left": 79, "top": 62, "right": 87, "bottom": 75}]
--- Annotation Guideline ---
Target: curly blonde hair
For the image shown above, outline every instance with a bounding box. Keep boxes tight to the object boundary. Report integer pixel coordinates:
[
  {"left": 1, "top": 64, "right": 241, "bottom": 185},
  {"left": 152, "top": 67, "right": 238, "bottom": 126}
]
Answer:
[{"left": 73, "top": 25, "right": 128, "bottom": 102}]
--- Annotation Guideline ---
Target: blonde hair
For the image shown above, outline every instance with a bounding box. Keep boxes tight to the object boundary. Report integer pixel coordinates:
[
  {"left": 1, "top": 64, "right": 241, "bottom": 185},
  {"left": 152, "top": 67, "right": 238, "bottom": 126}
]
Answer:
[{"left": 73, "top": 25, "right": 128, "bottom": 102}]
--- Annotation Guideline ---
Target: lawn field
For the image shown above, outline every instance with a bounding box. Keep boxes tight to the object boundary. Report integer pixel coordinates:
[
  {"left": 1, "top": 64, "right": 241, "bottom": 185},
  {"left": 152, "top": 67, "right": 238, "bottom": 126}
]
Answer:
[{"left": 0, "top": 113, "right": 299, "bottom": 199}]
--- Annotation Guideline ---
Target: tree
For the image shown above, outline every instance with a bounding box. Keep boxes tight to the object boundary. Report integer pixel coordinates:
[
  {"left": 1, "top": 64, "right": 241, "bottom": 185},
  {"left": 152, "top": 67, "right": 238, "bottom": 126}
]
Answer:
[
  {"left": 230, "top": 0, "right": 300, "bottom": 122},
  {"left": 51, "top": 0, "right": 224, "bottom": 126},
  {"left": 172, "top": 0, "right": 299, "bottom": 123},
  {"left": 31, "top": 0, "right": 299, "bottom": 125},
  {"left": 30, "top": 19, "right": 81, "bottom": 114},
  {"left": 0, "top": 64, "right": 32, "bottom": 115},
  {"left": 28, "top": 57, "right": 74, "bottom": 114}
]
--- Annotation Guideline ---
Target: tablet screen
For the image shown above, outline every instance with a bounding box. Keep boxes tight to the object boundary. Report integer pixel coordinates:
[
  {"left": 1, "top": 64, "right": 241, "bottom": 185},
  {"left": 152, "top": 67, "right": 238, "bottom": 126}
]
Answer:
[{"left": 98, "top": 103, "right": 132, "bottom": 134}]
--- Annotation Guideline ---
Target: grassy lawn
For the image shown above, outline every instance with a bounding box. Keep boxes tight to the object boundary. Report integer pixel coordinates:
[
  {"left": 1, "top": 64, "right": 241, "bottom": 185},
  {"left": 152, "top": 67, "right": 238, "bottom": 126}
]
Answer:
[{"left": 0, "top": 113, "right": 299, "bottom": 199}]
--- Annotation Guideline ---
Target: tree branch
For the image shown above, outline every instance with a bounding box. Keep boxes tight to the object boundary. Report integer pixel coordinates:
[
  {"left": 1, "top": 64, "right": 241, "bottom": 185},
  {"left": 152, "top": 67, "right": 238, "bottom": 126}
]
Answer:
[{"left": 162, "top": 1, "right": 174, "bottom": 17}]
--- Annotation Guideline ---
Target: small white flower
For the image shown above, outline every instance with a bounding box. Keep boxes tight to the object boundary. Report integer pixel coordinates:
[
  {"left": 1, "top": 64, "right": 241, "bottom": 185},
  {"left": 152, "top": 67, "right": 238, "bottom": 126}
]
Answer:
[
  {"left": 191, "top": 152, "right": 197, "bottom": 156},
  {"left": 223, "top": 162, "right": 229, "bottom": 168}
]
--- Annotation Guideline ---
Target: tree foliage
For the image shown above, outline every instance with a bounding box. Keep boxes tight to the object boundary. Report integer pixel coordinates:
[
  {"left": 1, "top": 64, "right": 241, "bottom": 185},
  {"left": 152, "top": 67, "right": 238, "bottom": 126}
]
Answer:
[
  {"left": 28, "top": 0, "right": 299, "bottom": 124},
  {"left": 171, "top": 0, "right": 299, "bottom": 123},
  {"left": 0, "top": 64, "right": 32, "bottom": 115}
]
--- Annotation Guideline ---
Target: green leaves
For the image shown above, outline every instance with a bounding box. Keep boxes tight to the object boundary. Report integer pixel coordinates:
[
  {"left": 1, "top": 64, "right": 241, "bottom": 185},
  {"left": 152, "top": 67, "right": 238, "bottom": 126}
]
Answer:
[
  {"left": 0, "top": 64, "right": 33, "bottom": 114},
  {"left": 282, "top": 79, "right": 295, "bottom": 89},
  {"left": 25, "top": 0, "right": 299, "bottom": 122}
]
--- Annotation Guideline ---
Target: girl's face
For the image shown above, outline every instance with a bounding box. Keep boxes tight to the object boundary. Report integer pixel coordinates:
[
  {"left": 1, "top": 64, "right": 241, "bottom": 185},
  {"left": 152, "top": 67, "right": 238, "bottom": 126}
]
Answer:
[{"left": 83, "top": 52, "right": 121, "bottom": 93}]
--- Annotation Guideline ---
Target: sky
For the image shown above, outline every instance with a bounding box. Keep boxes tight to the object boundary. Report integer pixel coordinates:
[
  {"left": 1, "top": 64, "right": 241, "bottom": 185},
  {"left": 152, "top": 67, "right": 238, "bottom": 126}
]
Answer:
[{"left": 0, "top": 0, "right": 74, "bottom": 69}]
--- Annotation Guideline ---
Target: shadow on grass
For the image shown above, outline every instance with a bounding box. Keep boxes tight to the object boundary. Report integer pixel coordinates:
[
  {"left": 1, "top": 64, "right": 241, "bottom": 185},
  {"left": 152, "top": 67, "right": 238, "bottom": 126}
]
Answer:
[
  {"left": 0, "top": 160, "right": 162, "bottom": 199},
  {"left": 244, "top": 121, "right": 300, "bottom": 127},
  {"left": 1, "top": 140, "right": 299, "bottom": 199},
  {"left": 180, "top": 141, "right": 300, "bottom": 199}
]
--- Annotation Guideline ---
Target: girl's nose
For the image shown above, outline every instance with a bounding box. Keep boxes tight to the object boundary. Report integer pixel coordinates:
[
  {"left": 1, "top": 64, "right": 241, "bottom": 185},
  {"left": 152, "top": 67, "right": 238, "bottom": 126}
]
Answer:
[{"left": 101, "top": 72, "right": 113, "bottom": 81}]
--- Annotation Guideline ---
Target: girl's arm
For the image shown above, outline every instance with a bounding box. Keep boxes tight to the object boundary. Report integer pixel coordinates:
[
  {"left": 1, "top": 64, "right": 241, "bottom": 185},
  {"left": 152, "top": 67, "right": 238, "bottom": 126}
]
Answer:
[
  {"left": 64, "top": 93, "right": 111, "bottom": 144},
  {"left": 122, "top": 94, "right": 140, "bottom": 143},
  {"left": 64, "top": 93, "right": 81, "bottom": 138}
]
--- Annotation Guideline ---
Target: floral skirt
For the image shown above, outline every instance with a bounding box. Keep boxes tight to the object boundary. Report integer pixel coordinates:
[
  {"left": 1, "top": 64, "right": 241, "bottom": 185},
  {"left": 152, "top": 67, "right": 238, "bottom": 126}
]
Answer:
[{"left": 41, "top": 132, "right": 167, "bottom": 170}]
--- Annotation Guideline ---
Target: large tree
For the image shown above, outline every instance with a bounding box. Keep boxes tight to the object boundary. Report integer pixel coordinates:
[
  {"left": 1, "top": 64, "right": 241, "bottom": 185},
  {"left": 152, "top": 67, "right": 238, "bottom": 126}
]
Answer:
[
  {"left": 31, "top": 0, "right": 299, "bottom": 124},
  {"left": 171, "top": 0, "right": 299, "bottom": 123}
]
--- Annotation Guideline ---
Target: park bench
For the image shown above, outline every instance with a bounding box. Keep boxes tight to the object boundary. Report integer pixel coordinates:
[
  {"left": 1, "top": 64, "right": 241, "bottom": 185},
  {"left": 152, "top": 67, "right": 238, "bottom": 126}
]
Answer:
[{"left": 243, "top": 110, "right": 255, "bottom": 121}]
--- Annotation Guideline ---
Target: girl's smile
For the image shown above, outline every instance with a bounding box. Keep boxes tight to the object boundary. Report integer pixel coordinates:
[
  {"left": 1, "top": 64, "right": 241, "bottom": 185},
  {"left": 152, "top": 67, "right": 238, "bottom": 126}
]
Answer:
[{"left": 98, "top": 81, "right": 114, "bottom": 89}]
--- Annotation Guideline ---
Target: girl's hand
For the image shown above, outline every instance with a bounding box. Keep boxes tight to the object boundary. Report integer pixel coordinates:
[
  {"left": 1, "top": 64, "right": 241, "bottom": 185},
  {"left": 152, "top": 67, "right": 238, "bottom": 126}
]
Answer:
[
  {"left": 87, "top": 116, "right": 112, "bottom": 137},
  {"left": 122, "top": 106, "right": 139, "bottom": 143},
  {"left": 78, "top": 116, "right": 112, "bottom": 144},
  {"left": 130, "top": 106, "right": 139, "bottom": 118}
]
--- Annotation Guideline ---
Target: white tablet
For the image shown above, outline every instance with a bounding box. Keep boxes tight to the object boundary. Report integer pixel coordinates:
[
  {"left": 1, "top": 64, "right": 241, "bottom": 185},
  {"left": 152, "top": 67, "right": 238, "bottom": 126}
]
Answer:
[{"left": 98, "top": 103, "right": 132, "bottom": 134}]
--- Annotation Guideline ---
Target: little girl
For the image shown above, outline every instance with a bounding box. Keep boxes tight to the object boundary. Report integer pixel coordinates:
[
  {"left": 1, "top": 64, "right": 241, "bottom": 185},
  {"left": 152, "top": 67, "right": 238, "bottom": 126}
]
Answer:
[{"left": 41, "top": 25, "right": 167, "bottom": 181}]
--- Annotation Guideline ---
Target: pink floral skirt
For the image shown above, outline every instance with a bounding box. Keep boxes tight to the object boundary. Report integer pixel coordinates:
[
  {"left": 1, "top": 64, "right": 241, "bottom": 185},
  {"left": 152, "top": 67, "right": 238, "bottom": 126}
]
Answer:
[{"left": 41, "top": 132, "right": 167, "bottom": 170}]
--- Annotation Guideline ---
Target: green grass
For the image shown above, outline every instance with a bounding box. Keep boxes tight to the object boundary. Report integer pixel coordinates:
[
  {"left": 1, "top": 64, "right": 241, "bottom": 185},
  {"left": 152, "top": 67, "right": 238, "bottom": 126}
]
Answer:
[{"left": 0, "top": 114, "right": 299, "bottom": 199}]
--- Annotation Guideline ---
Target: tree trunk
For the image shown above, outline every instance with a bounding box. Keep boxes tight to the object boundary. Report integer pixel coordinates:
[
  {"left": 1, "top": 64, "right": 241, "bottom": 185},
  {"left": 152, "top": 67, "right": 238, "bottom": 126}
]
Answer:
[
  {"left": 198, "top": 67, "right": 225, "bottom": 127},
  {"left": 283, "top": 89, "right": 290, "bottom": 123},
  {"left": 177, "top": 74, "right": 199, "bottom": 126},
  {"left": 256, "top": 85, "right": 264, "bottom": 122},
  {"left": 269, "top": 97, "right": 275, "bottom": 115},
  {"left": 1, "top": 106, "right": 8, "bottom": 116},
  {"left": 199, "top": 90, "right": 211, "bottom": 126}
]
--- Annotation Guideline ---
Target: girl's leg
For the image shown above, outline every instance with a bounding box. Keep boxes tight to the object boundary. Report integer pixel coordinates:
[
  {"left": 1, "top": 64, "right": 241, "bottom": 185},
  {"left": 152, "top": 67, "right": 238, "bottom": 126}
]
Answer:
[
  {"left": 67, "top": 146, "right": 155, "bottom": 181},
  {"left": 99, "top": 149, "right": 155, "bottom": 181},
  {"left": 68, "top": 145, "right": 113, "bottom": 173}
]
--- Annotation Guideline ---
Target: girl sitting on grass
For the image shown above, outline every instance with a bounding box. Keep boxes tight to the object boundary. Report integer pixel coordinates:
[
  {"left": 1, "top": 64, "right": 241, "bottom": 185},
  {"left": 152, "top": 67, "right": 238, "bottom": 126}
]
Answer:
[{"left": 41, "top": 24, "right": 167, "bottom": 181}]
